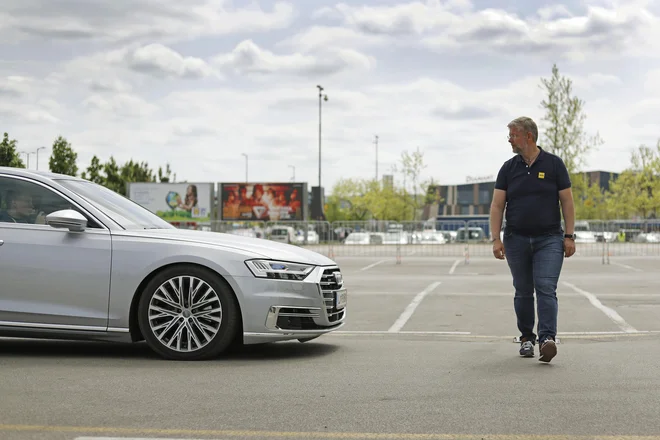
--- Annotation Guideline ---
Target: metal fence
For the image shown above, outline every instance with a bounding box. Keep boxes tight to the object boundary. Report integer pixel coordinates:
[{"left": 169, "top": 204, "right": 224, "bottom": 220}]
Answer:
[{"left": 172, "top": 219, "right": 660, "bottom": 263}]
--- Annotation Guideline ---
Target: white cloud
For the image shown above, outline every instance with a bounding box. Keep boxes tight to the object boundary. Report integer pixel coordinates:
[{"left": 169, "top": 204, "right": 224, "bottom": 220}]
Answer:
[
  {"left": 0, "top": 75, "right": 33, "bottom": 97},
  {"left": 123, "top": 44, "right": 216, "bottom": 79},
  {"left": 303, "top": 1, "right": 660, "bottom": 61},
  {"left": 213, "top": 39, "right": 375, "bottom": 77},
  {"left": 82, "top": 93, "right": 159, "bottom": 119},
  {"left": 0, "top": 0, "right": 296, "bottom": 44}
]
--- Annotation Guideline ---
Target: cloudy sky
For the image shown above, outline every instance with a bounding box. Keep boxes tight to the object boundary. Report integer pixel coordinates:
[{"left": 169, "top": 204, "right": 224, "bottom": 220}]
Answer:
[{"left": 1, "top": 0, "right": 659, "bottom": 193}]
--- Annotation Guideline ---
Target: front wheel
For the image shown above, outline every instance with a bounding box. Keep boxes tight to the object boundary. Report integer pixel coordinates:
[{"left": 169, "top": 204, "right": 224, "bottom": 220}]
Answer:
[{"left": 137, "top": 265, "right": 240, "bottom": 361}]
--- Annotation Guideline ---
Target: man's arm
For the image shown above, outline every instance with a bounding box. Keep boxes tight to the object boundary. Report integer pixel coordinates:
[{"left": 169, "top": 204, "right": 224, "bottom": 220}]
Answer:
[
  {"left": 489, "top": 189, "right": 507, "bottom": 241},
  {"left": 559, "top": 188, "right": 575, "bottom": 235}
]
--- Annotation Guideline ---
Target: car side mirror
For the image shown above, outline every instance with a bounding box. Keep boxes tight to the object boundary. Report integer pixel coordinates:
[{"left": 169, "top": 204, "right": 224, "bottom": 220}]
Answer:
[{"left": 46, "top": 209, "right": 87, "bottom": 232}]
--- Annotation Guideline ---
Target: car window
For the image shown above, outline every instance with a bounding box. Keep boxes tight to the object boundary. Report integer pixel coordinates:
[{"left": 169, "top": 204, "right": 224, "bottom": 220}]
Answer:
[
  {"left": 0, "top": 176, "right": 102, "bottom": 228},
  {"left": 56, "top": 179, "right": 174, "bottom": 230}
]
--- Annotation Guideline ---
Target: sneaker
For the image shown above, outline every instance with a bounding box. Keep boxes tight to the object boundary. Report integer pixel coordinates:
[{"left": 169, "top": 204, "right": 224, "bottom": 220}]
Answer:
[
  {"left": 539, "top": 338, "right": 557, "bottom": 363},
  {"left": 519, "top": 339, "right": 534, "bottom": 357}
]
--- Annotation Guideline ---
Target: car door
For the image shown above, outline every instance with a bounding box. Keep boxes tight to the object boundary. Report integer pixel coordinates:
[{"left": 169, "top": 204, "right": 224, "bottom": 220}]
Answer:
[{"left": 0, "top": 175, "right": 112, "bottom": 330}]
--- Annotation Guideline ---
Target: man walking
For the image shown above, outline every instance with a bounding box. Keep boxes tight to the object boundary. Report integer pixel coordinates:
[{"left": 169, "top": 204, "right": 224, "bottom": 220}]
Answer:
[{"left": 489, "top": 116, "right": 576, "bottom": 363}]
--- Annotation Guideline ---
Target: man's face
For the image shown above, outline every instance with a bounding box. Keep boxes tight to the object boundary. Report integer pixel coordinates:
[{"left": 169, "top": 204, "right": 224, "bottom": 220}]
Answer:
[
  {"left": 508, "top": 128, "right": 527, "bottom": 154},
  {"left": 11, "top": 194, "right": 34, "bottom": 218}
]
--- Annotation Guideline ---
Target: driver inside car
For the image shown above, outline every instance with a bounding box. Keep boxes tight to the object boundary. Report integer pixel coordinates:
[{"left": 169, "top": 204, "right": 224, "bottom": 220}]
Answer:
[{"left": 0, "top": 189, "right": 46, "bottom": 224}]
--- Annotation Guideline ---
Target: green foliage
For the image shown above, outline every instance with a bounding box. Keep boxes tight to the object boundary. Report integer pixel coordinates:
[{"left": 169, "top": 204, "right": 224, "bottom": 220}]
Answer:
[
  {"left": 48, "top": 136, "right": 78, "bottom": 176},
  {"left": 604, "top": 143, "right": 660, "bottom": 219},
  {"left": 80, "top": 155, "right": 174, "bottom": 196},
  {"left": 539, "top": 63, "right": 604, "bottom": 175},
  {"left": 0, "top": 132, "right": 25, "bottom": 168},
  {"left": 325, "top": 147, "right": 443, "bottom": 223}
]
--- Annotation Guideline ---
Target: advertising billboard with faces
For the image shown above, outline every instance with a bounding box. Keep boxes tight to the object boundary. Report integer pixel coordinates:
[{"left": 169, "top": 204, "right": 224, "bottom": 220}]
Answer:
[
  {"left": 220, "top": 182, "right": 308, "bottom": 221},
  {"left": 127, "top": 182, "right": 214, "bottom": 223}
]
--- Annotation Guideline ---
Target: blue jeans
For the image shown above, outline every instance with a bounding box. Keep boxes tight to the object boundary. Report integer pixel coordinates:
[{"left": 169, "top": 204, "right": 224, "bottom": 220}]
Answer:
[{"left": 503, "top": 229, "right": 565, "bottom": 344}]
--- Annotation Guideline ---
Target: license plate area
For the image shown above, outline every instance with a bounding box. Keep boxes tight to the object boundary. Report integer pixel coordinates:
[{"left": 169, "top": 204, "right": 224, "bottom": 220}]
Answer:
[{"left": 335, "top": 288, "right": 347, "bottom": 309}]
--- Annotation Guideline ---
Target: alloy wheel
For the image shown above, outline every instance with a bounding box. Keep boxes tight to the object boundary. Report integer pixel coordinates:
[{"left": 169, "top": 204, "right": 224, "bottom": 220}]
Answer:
[{"left": 147, "top": 276, "right": 223, "bottom": 353}]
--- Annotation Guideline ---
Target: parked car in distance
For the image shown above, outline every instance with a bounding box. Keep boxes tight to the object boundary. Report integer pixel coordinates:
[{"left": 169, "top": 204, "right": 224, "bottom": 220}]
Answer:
[{"left": 0, "top": 167, "right": 347, "bottom": 360}]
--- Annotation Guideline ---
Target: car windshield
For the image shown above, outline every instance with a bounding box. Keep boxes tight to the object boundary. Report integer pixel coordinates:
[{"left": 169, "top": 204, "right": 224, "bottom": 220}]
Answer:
[{"left": 56, "top": 179, "right": 175, "bottom": 230}]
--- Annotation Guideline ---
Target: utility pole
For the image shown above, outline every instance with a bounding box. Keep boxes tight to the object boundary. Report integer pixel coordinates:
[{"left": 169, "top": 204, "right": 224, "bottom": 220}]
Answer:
[
  {"left": 374, "top": 135, "right": 379, "bottom": 181},
  {"left": 20, "top": 151, "right": 31, "bottom": 169},
  {"left": 241, "top": 153, "right": 248, "bottom": 182},
  {"left": 36, "top": 146, "right": 45, "bottom": 170},
  {"left": 317, "top": 85, "right": 327, "bottom": 189}
]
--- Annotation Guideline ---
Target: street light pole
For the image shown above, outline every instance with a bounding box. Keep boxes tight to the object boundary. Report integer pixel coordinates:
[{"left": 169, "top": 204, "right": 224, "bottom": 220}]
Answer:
[
  {"left": 289, "top": 165, "right": 295, "bottom": 182},
  {"left": 36, "top": 146, "right": 46, "bottom": 170},
  {"left": 317, "top": 85, "right": 327, "bottom": 189},
  {"left": 241, "top": 153, "right": 248, "bottom": 182},
  {"left": 374, "top": 135, "right": 379, "bottom": 181},
  {"left": 20, "top": 151, "right": 31, "bottom": 169}
]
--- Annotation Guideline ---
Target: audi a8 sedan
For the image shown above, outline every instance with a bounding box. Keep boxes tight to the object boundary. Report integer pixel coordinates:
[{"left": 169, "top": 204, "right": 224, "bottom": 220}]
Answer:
[{"left": 0, "top": 167, "right": 347, "bottom": 360}]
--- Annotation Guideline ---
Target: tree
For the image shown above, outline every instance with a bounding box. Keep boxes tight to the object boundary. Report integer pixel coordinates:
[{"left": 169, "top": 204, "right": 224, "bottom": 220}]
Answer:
[
  {"left": 158, "top": 163, "right": 174, "bottom": 183},
  {"left": 399, "top": 147, "right": 433, "bottom": 220},
  {"left": 606, "top": 143, "right": 660, "bottom": 219},
  {"left": 572, "top": 173, "right": 609, "bottom": 220},
  {"left": 48, "top": 136, "right": 78, "bottom": 176},
  {"left": 80, "top": 155, "right": 105, "bottom": 184},
  {"left": 0, "top": 132, "right": 25, "bottom": 168},
  {"left": 539, "top": 63, "right": 604, "bottom": 175},
  {"left": 80, "top": 154, "right": 176, "bottom": 196},
  {"left": 327, "top": 177, "right": 412, "bottom": 222},
  {"left": 538, "top": 64, "right": 607, "bottom": 221}
]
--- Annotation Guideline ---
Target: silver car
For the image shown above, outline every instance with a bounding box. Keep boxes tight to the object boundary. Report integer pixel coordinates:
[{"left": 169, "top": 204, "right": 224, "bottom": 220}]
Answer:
[{"left": 0, "top": 167, "right": 347, "bottom": 360}]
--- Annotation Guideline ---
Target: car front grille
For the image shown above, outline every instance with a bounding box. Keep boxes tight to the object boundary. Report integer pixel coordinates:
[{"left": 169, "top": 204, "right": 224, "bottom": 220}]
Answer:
[{"left": 320, "top": 267, "right": 346, "bottom": 323}]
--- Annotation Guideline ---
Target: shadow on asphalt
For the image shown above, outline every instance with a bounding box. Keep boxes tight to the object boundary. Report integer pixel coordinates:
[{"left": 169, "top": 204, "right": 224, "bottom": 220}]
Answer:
[{"left": 0, "top": 338, "right": 342, "bottom": 362}]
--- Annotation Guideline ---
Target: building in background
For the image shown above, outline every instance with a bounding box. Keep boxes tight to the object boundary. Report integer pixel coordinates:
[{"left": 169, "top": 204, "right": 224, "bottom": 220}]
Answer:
[{"left": 424, "top": 170, "right": 619, "bottom": 219}]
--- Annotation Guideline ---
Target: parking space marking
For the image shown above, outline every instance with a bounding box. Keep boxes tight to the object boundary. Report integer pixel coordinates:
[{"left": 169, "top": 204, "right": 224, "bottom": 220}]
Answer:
[
  {"left": 359, "top": 259, "right": 388, "bottom": 271},
  {"left": 563, "top": 282, "right": 638, "bottom": 333},
  {"left": 611, "top": 262, "right": 643, "bottom": 272},
  {"left": 335, "top": 330, "right": 472, "bottom": 335},
  {"left": 0, "top": 425, "right": 652, "bottom": 440},
  {"left": 388, "top": 281, "right": 442, "bottom": 332},
  {"left": 449, "top": 259, "right": 461, "bottom": 274}
]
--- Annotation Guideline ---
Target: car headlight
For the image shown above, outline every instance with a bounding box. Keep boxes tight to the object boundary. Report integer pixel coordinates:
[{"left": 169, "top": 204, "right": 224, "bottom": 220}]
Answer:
[{"left": 245, "top": 260, "right": 315, "bottom": 281}]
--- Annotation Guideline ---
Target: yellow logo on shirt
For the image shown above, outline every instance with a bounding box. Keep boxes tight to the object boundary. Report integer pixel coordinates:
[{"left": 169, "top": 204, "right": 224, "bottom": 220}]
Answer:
[{"left": 538, "top": 172, "right": 545, "bottom": 179}]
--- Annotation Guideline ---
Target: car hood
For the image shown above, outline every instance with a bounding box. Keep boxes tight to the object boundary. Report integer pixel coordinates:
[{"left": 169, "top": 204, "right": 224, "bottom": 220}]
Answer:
[{"left": 121, "top": 228, "right": 337, "bottom": 266}]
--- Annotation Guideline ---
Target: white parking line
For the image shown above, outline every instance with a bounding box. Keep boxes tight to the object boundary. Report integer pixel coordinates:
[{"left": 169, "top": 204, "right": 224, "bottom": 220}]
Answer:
[
  {"left": 359, "top": 259, "right": 387, "bottom": 271},
  {"left": 75, "top": 438, "right": 198, "bottom": 440},
  {"left": 449, "top": 259, "right": 461, "bottom": 274},
  {"left": 562, "top": 282, "right": 638, "bottom": 333},
  {"left": 611, "top": 261, "right": 643, "bottom": 272},
  {"left": 335, "top": 330, "right": 471, "bottom": 335},
  {"left": 388, "top": 281, "right": 442, "bottom": 332}
]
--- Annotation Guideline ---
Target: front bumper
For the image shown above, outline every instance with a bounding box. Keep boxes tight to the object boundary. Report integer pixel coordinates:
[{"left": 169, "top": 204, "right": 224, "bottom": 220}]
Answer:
[
  {"left": 238, "top": 264, "right": 347, "bottom": 341},
  {"left": 264, "top": 265, "right": 346, "bottom": 331}
]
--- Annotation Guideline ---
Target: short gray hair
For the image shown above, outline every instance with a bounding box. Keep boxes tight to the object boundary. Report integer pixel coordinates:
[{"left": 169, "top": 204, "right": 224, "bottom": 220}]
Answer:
[{"left": 507, "top": 116, "right": 538, "bottom": 143}]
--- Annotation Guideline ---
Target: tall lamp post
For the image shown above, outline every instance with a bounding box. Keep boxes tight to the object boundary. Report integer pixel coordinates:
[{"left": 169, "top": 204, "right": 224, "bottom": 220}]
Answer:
[
  {"left": 374, "top": 135, "right": 379, "bottom": 181},
  {"left": 241, "top": 153, "right": 248, "bottom": 183},
  {"left": 317, "top": 85, "right": 327, "bottom": 189},
  {"left": 20, "top": 151, "right": 32, "bottom": 169},
  {"left": 36, "top": 146, "right": 46, "bottom": 170},
  {"left": 289, "top": 165, "right": 295, "bottom": 182}
]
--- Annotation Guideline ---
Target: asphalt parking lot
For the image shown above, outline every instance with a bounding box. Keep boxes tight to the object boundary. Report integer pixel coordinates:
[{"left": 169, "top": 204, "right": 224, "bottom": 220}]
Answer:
[{"left": 1, "top": 255, "right": 660, "bottom": 440}]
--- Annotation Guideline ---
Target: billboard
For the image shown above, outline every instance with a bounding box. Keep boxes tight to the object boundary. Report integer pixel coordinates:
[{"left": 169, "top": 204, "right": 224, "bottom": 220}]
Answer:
[
  {"left": 127, "top": 182, "right": 214, "bottom": 223},
  {"left": 220, "top": 182, "right": 307, "bottom": 221}
]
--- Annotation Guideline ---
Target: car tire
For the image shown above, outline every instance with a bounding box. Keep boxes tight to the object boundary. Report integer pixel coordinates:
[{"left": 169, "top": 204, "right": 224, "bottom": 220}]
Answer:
[{"left": 137, "top": 265, "right": 240, "bottom": 361}]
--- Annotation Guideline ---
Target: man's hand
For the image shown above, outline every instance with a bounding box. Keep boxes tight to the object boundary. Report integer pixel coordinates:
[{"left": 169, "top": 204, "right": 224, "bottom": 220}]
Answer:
[
  {"left": 564, "top": 238, "right": 576, "bottom": 258},
  {"left": 492, "top": 239, "right": 505, "bottom": 260},
  {"left": 35, "top": 211, "right": 47, "bottom": 225}
]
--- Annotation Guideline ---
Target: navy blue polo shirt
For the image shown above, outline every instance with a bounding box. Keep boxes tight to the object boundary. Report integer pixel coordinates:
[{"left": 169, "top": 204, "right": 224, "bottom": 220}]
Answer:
[{"left": 495, "top": 147, "right": 571, "bottom": 236}]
